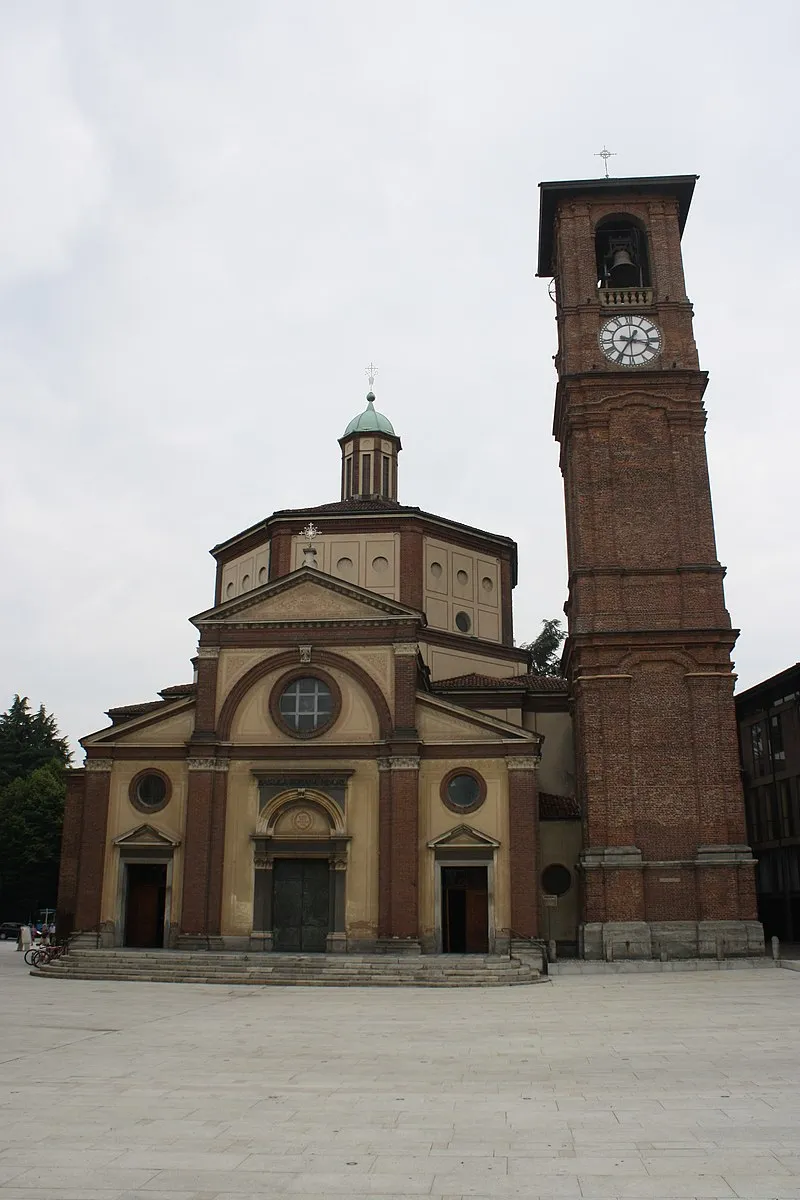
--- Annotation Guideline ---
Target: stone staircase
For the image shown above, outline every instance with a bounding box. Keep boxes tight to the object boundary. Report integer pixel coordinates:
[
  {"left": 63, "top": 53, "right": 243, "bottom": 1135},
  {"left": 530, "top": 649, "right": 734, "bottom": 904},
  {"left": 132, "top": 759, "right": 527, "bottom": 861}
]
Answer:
[{"left": 32, "top": 948, "right": 543, "bottom": 987}]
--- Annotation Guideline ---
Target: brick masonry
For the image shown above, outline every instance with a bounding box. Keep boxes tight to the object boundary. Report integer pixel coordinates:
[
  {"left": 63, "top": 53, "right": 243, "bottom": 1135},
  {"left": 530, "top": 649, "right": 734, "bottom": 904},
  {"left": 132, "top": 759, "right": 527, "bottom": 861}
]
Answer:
[
  {"left": 507, "top": 764, "right": 539, "bottom": 938},
  {"left": 545, "top": 178, "right": 761, "bottom": 952},
  {"left": 74, "top": 764, "right": 112, "bottom": 931}
]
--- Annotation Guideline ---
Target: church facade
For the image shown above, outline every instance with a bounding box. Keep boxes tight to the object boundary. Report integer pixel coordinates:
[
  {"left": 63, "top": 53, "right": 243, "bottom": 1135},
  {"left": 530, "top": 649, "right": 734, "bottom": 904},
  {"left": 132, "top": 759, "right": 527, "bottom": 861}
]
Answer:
[{"left": 57, "top": 174, "right": 763, "bottom": 960}]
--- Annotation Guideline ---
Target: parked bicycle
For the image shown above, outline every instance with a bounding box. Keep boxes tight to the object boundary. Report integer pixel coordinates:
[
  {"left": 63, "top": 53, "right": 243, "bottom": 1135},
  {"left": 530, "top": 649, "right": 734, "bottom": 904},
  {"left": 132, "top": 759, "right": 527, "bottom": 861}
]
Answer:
[{"left": 25, "top": 935, "right": 77, "bottom": 969}]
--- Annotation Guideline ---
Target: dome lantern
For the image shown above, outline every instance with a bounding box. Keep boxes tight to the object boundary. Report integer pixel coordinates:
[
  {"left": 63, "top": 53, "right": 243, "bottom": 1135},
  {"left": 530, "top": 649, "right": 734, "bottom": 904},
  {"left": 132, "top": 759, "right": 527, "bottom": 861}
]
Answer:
[{"left": 338, "top": 367, "right": 402, "bottom": 501}]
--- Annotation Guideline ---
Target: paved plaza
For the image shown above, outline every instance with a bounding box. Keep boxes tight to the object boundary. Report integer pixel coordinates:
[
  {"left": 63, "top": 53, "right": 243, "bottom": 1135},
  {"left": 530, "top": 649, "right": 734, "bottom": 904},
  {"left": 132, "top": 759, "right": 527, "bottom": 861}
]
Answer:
[{"left": 1, "top": 943, "right": 799, "bottom": 1200}]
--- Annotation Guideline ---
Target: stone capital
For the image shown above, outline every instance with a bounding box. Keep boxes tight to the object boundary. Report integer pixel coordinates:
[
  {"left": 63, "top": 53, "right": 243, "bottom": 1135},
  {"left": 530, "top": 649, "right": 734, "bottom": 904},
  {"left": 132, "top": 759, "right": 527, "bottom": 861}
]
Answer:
[
  {"left": 186, "top": 756, "right": 218, "bottom": 771},
  {"left": 84, "top": 757, "right": 113, "bottom": 772},
  {"left": 378, "top": 755, "right": 420, "bottom": 771},
  {"left": 196, "top": 645, "right": 221, "bottom": 660},
  {"left": 505, "top": 756, "right": 539, "bottom": 772},
  {"left": 392, "top": 642, "right": 419, "bottom": 657}
]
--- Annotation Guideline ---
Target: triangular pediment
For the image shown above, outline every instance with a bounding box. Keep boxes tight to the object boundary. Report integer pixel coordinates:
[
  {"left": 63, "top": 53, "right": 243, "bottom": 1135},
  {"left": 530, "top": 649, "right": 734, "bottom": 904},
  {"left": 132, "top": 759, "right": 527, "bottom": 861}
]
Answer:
[
  {"left": 428, "top": 824, "right": 500, "bottom": 850},
  {"left": 417, "top": 693, "right": 541, "bottom": 746},
  {"left": 113, "top": 824, "right": 181, "bottom": 848},
  {"left": 83, "top": 698, "right": 195, "bottom": 747},
  {"left": 191, "top": 567, "right": 424, "bottom": 628}
]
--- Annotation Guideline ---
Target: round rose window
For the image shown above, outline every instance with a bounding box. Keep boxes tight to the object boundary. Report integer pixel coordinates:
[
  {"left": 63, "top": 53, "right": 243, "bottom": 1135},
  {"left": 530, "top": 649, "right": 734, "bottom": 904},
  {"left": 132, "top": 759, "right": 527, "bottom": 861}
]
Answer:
[{"left": 278, "top": 677, "right": 334, "bottom": 733}]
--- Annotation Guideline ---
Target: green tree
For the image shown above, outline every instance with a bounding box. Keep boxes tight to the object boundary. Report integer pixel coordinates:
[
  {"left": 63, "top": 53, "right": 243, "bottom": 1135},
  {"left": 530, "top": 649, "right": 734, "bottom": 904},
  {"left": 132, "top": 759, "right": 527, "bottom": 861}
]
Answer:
[
  {"left": 522, "top": 618, "right": 566, "bottom": 676},
  {"left": 0, "top": 695, "right": 71, "bottom": 789},
  {"left": 0, "top": 697, "right": 70, "bottom": 919},
  {"left": 0, "top": 761, "right": 66, "bottom": 919}
]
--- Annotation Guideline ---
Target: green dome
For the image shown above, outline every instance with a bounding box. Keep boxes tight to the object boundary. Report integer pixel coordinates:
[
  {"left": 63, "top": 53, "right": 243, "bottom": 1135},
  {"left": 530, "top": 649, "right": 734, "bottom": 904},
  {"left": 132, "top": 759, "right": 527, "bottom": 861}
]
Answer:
[{"left": 342, "top": 393, "right": 396, "bottom": 437}]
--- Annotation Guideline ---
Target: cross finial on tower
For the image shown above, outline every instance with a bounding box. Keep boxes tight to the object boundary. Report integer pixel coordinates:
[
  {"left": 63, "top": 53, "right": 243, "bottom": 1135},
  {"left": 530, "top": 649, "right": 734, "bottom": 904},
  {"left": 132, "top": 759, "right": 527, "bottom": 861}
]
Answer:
[
  {"left": 365, "top": 362, "right": 378, "bottom": 391},
  {"left": 594, "top": 146, "right": 616, "bottom": 179}
]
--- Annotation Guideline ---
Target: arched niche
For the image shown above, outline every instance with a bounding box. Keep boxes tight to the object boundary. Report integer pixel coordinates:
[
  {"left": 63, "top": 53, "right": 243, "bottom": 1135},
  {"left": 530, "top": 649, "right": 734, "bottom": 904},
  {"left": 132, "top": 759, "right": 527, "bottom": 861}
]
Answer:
[{"left": 595, "top": 212, "right": 651, "bottom": 289}]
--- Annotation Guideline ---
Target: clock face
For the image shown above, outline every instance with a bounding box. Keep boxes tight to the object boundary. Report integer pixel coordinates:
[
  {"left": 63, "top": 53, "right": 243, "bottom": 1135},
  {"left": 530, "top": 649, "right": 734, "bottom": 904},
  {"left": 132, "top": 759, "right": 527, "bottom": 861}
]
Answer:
[{"left": 599, "top": 315, "right": 662, "bottom": 366}]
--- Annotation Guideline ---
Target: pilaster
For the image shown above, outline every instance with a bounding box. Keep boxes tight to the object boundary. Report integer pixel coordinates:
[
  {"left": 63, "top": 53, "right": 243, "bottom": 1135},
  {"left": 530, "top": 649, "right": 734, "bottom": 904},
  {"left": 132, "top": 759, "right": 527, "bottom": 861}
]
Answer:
[
  {"left": 506, "top": 757, "right": 540, "bottom": 938},
  {"left": 75, "top": 758, "right": 112, "bottom": 931},
  {"left": 378, "top": 755, "right": 420, "bottom": 941}
]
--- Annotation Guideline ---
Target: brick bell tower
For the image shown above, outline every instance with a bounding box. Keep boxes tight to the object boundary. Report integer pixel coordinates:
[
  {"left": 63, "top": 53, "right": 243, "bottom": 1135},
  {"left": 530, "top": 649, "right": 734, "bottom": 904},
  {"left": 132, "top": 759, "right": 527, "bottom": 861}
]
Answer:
[{"left": 537, "top": 175, "right": 763, "bottom": 959}]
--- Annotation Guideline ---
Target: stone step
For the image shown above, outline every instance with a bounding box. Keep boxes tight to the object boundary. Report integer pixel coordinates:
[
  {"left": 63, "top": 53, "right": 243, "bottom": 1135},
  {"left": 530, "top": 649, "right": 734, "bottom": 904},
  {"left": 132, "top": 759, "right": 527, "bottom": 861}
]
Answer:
[
  {"left": 39, "top": 960, "right": 536, "bottom": 977},
  {"left": 33, "top": 949, "right": 541, "bottom": 987},
  {"left": 34, "top": 969, "right": 539, "bottom": 987}
]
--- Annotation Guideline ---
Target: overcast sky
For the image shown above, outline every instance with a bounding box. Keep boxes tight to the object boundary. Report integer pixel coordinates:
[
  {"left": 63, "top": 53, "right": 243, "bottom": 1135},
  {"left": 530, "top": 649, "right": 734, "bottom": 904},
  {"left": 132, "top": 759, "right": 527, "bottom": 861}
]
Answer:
[{"left": 1, "top": 1, "right": 798, "bottom": 754}]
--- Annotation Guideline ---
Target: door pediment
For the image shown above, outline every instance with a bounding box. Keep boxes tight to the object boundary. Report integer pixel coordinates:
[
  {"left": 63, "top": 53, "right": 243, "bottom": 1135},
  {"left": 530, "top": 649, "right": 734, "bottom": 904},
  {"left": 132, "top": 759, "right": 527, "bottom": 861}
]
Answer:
[
  {"left": 114, "top": 824, "right": 181, "bottom": 848},
  {"left": 428, "top": 824, "right": 500, "bottom": 850}
]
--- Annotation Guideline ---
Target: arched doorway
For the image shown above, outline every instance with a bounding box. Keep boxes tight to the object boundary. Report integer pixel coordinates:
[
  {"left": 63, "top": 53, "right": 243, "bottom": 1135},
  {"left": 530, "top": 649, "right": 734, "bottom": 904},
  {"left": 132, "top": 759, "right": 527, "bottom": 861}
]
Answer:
[{"left": 251, "top": 787, "right": 350, "bottom": 953}]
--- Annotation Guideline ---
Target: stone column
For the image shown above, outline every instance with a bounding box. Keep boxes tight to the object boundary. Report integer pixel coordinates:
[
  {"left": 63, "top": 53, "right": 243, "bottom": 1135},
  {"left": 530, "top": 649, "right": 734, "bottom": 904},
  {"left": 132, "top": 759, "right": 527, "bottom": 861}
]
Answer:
[
  {"left": 75, "top": 758, "right": 112, "bottom": 932},
  {"left": 251, "top": 855, "right": 273, "bottom": 951},
  {"left": 206, "top": 760, "right": 229, "bottom": 936},
  {"left": 327, "top": 853, "right": 348, "bottom": 953},
  {"left": 506, "top": 757, "right": 540, "bottom": 939},
  {"left": 377, "top": 761, "right": 394, "bottom": 937}
]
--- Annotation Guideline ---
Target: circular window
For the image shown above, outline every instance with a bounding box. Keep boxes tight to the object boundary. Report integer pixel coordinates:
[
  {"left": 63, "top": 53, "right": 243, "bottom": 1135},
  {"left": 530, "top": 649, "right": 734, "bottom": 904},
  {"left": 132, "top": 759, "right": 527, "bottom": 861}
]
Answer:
[
  {"left": 337, "top": 556, "right": 354, "bottom": 572},
  {"left": 258, "top": 567, "right": 267, "bottom": 584},
  {"left": 226, "top": 582, "right": 234, "bottom": 598},
  {"left": 455, "top": 611, "right": 472, "bottom": 633},
  {"left": 241, "top": 574, "right": 250, "bottom": 590},
  {"left": 271, "top": 671, "right": 341, "bottom": 739},
  {"left": 372, "top": 556, "right": 389, "bottom": 573},
  {"left": 481, "top": 576, "right": 494, "bottom": 593},
  {"left": 430, "top": 561, "right": 443, "bottom": 579},
  {"left": 456, "top": 569, "right": 469, "bottom": 585},
  {"left": 440, "top": 768, "right": 486, "bottom": 814},
  {"left": 129, "top": 769, "right": 171, "bottom": 814},
  {"left": 541, "top": 863, "right": 572, "bottom": 897}
]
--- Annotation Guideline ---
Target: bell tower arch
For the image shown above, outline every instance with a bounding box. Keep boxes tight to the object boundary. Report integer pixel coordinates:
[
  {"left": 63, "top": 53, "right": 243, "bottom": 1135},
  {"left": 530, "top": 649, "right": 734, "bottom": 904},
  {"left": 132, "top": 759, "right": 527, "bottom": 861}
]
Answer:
[{"left": 537, "top": 175, "right": 762, "bottom": 960}]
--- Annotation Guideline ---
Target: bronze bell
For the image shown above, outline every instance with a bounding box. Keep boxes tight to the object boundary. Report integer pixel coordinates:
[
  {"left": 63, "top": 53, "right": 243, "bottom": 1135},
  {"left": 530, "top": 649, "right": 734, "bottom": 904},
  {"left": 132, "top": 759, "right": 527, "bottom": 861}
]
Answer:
[{"left": 607, "top": 247, "right": 639, "bottom": 287}]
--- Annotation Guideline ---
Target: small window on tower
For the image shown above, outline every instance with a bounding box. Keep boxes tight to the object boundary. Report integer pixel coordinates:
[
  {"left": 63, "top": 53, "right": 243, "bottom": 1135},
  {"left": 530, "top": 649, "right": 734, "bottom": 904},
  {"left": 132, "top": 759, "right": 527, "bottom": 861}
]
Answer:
[
  {"left": 382, "top": 455, "right": 390, "bottom": 497},
  {"left": 345, "top": 457, "right": 352, "bottom": 499},
  {"left": 361, "top": 454, "right": 371, "bottom": 495}
]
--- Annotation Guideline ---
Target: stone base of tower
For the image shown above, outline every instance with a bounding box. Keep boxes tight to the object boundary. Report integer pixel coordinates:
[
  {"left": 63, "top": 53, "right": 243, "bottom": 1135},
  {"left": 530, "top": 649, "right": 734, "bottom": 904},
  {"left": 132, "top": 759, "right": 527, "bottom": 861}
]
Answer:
[
  {"left": 579, "top": 844, "right": 764, "bottom": 960},
  {"left": 580, "top": 920, "right": 765, "bottom": 961}
]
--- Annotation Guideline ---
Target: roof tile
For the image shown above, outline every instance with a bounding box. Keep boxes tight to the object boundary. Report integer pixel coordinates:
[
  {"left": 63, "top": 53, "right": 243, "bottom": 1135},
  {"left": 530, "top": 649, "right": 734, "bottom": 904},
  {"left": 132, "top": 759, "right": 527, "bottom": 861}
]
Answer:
[{"left": 433, "top": 671, "right": 567, "bottom": 693}]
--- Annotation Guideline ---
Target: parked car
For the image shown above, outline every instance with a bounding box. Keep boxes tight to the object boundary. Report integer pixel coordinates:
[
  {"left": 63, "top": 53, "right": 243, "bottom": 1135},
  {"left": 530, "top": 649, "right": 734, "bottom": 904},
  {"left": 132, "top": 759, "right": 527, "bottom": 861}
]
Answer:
[{"left": 0, "top": 922, "right": 23, "bottom": 940}]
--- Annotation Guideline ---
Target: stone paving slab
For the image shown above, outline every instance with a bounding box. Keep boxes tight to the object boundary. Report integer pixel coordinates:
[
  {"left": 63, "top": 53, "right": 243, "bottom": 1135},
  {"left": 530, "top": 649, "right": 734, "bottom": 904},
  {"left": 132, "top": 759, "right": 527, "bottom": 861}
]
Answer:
[{"left": 1, "top": 942, "right": 800, "bottom": 1199}]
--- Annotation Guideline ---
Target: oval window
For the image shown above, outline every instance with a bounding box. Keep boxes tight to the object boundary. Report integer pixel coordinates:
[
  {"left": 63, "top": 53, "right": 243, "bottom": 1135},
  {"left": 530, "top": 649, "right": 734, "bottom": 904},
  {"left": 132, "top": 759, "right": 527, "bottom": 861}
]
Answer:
[
  {"left": 441, "top": 769, "right": 486, "bottom": 813},
  {"left": 130, "top": 771, "right": 170, "bottom": 813},
  {"left": 541, "top": 863, "right": 572, "bottom": 897},
  {"left": 455, "top": 611, "right": 472, "bottom": 633},
  {"left": 456, "top": 569, "right": 469, "bottom": 584}
]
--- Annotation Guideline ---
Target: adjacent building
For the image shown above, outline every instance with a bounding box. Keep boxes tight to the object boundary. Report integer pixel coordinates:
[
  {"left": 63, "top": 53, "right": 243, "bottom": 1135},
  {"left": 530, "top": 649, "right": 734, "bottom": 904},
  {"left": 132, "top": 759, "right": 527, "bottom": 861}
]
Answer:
[{"left": 736, "top": 665, "right": 800, "bottom": 943}]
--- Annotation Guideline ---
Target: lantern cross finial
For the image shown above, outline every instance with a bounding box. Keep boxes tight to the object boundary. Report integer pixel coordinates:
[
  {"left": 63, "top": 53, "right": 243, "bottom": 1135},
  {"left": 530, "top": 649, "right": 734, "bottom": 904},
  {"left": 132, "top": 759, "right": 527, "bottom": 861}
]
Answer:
[
  {"left": 594, "top": 145, "right": 616, "bottom": 179},
  {"left": 365, "top": 362, "right": 378, "bottom": 391}
]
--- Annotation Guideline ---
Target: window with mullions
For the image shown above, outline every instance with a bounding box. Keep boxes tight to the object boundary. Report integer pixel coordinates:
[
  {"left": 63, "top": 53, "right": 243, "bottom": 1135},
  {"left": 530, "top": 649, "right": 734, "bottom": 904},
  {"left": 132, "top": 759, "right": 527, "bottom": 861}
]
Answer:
[
  {"left": 770, "top": 713, "right": 786, "bottom": 764},
  {"left": 751, "top": 723, "right": 765, "bottom": 776},
  {"left": 278, "top": 677, "right": 333, "bottom": 733},
  {"left": 382, "top": 455, "right": 390, "bottom": 496},
  {"left": 361, "top": 454, "right": 371, "bottom": 495}
]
